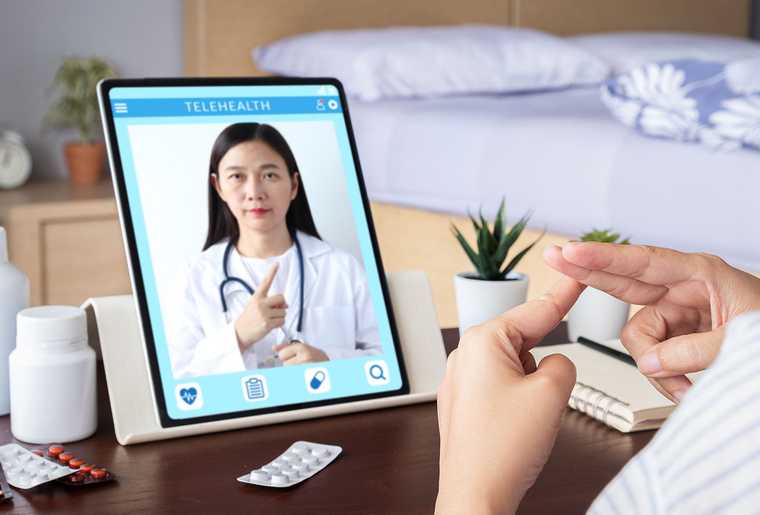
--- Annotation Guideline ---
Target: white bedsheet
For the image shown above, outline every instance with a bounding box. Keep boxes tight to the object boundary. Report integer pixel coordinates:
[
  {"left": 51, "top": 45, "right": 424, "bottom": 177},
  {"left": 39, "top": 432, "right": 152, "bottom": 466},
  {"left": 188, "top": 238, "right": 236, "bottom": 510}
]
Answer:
[{"left": 349, "top": 89, "right": 760, "bottom": 272}]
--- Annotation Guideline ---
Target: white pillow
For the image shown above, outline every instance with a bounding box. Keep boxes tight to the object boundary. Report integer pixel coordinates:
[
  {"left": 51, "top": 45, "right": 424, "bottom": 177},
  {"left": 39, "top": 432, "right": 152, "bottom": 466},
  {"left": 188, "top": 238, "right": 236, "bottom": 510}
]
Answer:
[
  {"left": 253, "top": 25, "right": 609, "bottom": 101},
  {"left": 569, "top": 32, "right": 760, "bottom": 73}
]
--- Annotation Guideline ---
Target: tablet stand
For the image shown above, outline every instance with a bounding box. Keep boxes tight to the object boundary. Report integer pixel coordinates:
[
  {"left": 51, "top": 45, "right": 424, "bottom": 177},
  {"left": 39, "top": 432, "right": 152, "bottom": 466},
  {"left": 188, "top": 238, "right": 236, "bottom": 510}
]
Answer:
[{"left": 83, "top": 271, "right": 446, "bottom": 445}]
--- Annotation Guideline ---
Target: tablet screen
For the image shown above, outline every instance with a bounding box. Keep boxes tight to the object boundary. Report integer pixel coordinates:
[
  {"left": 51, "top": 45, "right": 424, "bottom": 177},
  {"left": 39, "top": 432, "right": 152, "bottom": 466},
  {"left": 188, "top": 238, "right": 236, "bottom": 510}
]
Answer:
[{"left": 99, "top": 79, "right": 408, "bottom": 426}]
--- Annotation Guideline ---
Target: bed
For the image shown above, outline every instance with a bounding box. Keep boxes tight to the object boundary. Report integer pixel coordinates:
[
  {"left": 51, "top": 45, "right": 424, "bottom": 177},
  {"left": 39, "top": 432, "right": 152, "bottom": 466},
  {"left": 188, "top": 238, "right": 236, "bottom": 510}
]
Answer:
[
  {"left": 350, "top": 88, "right": 760, "bottom": 272},
  {"left": 183, "top": 0, "right": 758, "bottom": 327}
]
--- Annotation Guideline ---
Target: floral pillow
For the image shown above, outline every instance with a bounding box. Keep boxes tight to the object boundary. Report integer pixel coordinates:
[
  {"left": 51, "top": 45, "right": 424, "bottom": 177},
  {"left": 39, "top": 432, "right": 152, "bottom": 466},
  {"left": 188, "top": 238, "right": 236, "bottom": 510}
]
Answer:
[{"left": 601, "top": 58, "right": 760, "bottom": 151}]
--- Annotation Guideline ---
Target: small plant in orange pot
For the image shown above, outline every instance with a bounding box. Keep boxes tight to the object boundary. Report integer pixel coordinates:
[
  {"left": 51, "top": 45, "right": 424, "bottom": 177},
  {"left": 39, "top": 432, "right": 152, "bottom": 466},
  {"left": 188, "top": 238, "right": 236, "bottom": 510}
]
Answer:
[{"left": 44, "top": 58, "right": 116, "bottom": 185}]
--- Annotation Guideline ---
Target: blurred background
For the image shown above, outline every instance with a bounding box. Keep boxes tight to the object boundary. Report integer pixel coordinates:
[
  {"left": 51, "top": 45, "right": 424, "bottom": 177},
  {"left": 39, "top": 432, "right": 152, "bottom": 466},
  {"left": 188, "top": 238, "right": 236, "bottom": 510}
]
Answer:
[{"left": 1, "top": 0, "right": 758, "bottom": 329}]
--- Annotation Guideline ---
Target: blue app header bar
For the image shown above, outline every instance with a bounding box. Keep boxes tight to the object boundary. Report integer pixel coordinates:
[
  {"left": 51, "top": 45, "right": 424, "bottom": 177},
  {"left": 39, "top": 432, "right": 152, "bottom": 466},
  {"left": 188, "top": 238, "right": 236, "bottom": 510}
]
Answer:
[
  {"left": 109, "top": 84, "right": 340, "bottom": 99},
  {"left": 111, "top": 96, "right": 342, "bottom": 117}
]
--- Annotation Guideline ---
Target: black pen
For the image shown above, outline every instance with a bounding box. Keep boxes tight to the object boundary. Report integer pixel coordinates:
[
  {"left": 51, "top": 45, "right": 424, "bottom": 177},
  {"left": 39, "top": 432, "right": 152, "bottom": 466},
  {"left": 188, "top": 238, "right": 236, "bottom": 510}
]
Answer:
[{"left": 577, "top": 336, "right": 637, "bottom": 367}]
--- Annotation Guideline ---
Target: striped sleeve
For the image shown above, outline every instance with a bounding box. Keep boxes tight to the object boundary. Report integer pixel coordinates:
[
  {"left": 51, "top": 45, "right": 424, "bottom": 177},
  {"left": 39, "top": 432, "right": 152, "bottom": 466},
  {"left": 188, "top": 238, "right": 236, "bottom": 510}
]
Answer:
[{"left": 588, "top": 311, "right": 760, "bottom": 515}]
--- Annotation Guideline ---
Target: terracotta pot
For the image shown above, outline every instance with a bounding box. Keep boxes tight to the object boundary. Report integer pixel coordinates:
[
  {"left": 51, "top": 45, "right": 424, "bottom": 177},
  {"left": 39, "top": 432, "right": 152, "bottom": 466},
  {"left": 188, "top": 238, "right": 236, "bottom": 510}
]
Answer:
[{"left": 63, "top": 141, "right": 106, "bottom": 185}]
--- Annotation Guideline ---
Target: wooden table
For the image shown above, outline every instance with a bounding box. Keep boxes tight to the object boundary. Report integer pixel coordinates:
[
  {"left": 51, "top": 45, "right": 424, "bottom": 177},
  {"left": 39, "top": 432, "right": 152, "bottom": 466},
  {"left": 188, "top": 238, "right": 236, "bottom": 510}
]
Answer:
[{"left": 0, "top": 325, "right": 654, "bottom": 514}]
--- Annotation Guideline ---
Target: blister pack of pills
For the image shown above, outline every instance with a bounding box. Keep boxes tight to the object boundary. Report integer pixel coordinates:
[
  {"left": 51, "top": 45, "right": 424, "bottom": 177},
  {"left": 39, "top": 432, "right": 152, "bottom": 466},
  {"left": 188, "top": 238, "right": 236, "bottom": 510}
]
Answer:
[
  {"left": 0, "top": 443, "right": 73, "bottom": 489},
  {"left": 237, "top": 441, "right": 342, "bottom": 488},
  {"left": 33, "top": 445, "right": 115, "bottom": 486}
]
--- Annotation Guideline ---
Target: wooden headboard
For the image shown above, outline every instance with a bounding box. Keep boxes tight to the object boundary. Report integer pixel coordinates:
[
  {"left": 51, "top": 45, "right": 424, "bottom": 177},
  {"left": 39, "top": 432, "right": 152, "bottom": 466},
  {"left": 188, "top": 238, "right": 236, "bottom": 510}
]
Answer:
[{"left": 184, "top": 0, "right": 752, "bottom": 76}]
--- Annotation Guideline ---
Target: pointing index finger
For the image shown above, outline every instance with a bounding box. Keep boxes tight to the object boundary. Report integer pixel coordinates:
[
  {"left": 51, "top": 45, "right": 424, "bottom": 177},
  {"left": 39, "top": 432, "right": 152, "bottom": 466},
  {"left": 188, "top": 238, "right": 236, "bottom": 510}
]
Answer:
[
  {"left": 495, "top": 276, "right": 586, "bottom": 350},
  {"left": 254, "top": 262, "right": 279, "bottom": 298}
]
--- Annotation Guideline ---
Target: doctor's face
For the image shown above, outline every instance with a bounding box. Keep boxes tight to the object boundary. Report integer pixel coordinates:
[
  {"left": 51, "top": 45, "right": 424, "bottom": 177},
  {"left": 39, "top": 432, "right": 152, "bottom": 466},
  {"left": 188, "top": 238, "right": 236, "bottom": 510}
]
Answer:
[{"left": 213, "top": 140, "right": 298, "bottom": 235}]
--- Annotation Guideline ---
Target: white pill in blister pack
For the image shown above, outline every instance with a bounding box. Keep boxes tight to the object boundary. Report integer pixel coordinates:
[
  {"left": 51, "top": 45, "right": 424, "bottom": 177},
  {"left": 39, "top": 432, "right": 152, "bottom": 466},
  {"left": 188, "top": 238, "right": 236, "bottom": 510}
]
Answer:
[
  {"left": 237, "top": 441, "right": 342, "bottom": 488},
  {"left": 0, "top": 444, "right": 74, "bottom": 489}
]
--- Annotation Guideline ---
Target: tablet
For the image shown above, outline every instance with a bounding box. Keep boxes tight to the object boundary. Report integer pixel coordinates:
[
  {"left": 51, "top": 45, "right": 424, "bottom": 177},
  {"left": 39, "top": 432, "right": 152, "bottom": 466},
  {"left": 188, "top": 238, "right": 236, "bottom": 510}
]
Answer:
[{"left": 98, "top": 78, "right": 409, "bottom": 428}]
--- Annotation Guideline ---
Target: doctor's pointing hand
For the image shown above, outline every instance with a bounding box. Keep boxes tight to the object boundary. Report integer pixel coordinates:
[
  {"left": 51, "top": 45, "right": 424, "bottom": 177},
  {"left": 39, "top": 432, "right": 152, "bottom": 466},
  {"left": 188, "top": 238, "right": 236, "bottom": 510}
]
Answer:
[
  {"left": 233, "top": 262, "right": 287, "bottom": 350},
  {"left": 169, "top": 122, "right": 381, "bottom": 378},
  {"left": 235, "top": 262, "right": 329, "bottom": 365}
]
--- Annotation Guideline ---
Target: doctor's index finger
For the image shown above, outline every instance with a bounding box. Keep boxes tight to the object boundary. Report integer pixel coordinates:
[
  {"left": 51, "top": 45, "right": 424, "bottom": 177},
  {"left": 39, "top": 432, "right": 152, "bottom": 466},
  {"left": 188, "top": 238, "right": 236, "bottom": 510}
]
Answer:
[
  {"left": 560, "top": 242, "right": 701, "bottom": 286},
  {"left": 254, "top": 262, "right": 279, "bottom": 298}
]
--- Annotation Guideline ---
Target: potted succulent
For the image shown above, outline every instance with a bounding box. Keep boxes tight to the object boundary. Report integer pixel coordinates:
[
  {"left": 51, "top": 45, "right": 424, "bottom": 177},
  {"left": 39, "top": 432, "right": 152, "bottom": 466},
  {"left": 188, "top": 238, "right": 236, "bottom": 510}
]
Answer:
[
  {"left": 567, "top": 229, "right": 631, "bottom": 342},
  {"left": 44, "top": 57, "right": 116, "bottom": 185},
  {"left": 451, "top": 198, "right": 543, "bottom": 333}
]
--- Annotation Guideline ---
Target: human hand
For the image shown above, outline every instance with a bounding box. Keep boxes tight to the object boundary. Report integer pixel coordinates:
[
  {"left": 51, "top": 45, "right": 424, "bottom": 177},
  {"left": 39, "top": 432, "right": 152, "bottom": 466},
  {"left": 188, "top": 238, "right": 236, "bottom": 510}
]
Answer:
[
  {"left": 234, "top": 263, "right": 288, "bottom": 350},
  {"left": 545, "top": 242, "right": 760, "bottom": 402},
  {"left": 435, "top": 277, "right": 585, "bottom": 515},
  {"left": 274, "top": 341, "right": 329, "bottom": 365}
]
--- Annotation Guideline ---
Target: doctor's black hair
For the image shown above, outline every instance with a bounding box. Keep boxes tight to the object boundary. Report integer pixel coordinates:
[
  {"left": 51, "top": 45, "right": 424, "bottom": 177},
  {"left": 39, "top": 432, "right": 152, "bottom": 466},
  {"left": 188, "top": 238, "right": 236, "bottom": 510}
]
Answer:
[{"left": 203, "top": 123, "right": 321, "bottom": 250}]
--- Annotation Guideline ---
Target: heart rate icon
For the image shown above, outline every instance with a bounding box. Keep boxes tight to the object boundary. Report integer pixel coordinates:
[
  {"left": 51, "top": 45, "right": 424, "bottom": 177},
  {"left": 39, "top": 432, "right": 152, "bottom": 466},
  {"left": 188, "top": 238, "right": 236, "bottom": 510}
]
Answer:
[
  {"left": 175, "top": 383, "right": 203, "bottom": 410},
  {"left": 180, "top": 387, "right": 197, "bottom": 405}
]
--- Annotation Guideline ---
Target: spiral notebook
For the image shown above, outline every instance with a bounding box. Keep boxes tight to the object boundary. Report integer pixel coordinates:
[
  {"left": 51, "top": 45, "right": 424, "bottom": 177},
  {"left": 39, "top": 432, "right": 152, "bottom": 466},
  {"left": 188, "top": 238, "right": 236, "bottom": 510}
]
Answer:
[{"left": 531, "top": 341, "right": 675, "bottom": 433}]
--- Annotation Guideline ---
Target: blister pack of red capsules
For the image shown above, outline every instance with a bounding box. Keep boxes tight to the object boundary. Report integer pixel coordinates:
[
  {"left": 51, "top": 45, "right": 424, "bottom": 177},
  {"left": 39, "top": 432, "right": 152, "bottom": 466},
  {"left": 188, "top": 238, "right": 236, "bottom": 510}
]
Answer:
[{"left": 31, "top": 445, "right": 115, "bottom": 486}]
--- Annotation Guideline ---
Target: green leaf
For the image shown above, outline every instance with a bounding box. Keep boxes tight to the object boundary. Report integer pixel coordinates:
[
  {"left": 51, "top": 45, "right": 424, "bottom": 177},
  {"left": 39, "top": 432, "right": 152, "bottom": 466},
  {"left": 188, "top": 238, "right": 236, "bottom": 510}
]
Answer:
[
  {"left": 477, "top": 225, "right": 497, "bottom": 278},
  {"left": 493, "top": 197, "right": 506, "bottom": 243},
  {"left": 467, "top": 211, "right": 481, "bottom": 235},
  {"left": 475, "top": 208, "right": 497, "bottom": 256},
  {"left": 452, "top": 200, "right": 542, "bottom": 281},
  {"left": 579, "top": 228, "right": 631, "bottom": 244},
  {"left": 451, "top": 224, "right": 482, "bottom": 275},
  {"left": 492, "top": 210, "right": 532, "bottom": 269},
  {"left": 501, "top": 229, "right": 546, "bottom": 278},
  {"left": 44, "top": 56, "right": 117, "bottom": 141},
  {"left": 478, "top": 208, "right": 489, "bottom": 236}
]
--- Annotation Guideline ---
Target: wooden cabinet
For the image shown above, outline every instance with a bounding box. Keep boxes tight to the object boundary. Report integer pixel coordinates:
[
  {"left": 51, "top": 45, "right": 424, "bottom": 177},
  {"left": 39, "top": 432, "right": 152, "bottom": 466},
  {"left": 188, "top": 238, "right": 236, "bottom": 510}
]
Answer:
[{"left": 0, "top": 180, "right": 131, "bottom": 306}]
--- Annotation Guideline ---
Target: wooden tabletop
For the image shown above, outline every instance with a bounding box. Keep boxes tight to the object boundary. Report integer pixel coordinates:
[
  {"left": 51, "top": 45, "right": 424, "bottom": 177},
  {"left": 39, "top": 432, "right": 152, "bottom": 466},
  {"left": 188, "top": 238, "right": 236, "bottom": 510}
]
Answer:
[
  {"left": 0, "top": 179, "right": 116, "bottom": 219},
  {"left": 0, "top": 325, "right": 655, "bottom": 514}
]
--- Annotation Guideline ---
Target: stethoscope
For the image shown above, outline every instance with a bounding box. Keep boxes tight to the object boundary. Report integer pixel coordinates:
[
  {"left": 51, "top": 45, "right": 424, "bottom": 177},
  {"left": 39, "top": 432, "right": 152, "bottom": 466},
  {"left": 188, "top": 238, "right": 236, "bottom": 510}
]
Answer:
[{"left": 218, "top": 232, "right": 305, "bottom": 337}]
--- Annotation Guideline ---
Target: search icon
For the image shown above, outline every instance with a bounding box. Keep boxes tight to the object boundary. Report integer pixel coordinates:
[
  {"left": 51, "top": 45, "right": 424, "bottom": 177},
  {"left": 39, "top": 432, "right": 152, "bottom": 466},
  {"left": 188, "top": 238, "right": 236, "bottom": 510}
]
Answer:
[
  {"left": 364, "top": 360, "right": 390, "bottom": 386},
  {"left": 369, "top": 364, "right": 386, "bottom": 380}
]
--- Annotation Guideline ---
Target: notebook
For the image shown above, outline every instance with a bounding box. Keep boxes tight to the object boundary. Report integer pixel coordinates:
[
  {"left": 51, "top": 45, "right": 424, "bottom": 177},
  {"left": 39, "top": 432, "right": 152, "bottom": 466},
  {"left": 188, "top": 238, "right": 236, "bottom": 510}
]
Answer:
[{"left": 531, "top": 341, "right": 675, "bottom": 433}]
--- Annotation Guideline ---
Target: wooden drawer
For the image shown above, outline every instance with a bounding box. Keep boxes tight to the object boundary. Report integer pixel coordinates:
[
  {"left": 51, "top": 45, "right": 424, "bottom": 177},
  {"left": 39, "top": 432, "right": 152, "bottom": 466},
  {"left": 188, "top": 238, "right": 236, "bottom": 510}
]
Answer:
[
  {"left": 43, "top": 216, "right": 131, "bottom": 305},
  {"left": 3, "top": 189, "right": 132, "bottom": 306}
]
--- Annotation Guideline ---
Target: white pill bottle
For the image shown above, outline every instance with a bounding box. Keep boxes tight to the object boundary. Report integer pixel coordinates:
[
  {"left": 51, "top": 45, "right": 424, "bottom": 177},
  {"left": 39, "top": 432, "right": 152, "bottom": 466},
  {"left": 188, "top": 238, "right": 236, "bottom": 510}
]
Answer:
[
  {"left": 9, "top": 305, "right": 97, "bottom": 443},
  {"left": 0, "top": 227, "right": 29, "bottom": 415}
]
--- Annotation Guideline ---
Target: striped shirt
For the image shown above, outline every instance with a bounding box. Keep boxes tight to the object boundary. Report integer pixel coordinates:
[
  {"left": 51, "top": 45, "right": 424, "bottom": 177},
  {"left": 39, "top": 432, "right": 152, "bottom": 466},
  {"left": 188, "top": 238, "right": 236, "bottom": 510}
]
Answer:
[{"left": 588, "top": 311, "right": 760, "bottom": 515}]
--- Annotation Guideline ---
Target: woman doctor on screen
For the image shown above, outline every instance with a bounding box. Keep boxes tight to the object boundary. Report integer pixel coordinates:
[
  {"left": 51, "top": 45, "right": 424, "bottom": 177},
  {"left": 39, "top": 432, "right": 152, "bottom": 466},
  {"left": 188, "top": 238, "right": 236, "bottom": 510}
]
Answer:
[{"left": 171, "top": 123, "right": 382, "bottom": 378}]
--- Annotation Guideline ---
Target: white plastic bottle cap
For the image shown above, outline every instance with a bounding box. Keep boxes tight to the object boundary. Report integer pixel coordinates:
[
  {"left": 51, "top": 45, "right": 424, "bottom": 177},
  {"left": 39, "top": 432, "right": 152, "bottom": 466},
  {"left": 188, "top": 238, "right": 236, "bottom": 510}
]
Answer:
[{"left": 16, "top": 306, "right": 87, "bottom": 349}]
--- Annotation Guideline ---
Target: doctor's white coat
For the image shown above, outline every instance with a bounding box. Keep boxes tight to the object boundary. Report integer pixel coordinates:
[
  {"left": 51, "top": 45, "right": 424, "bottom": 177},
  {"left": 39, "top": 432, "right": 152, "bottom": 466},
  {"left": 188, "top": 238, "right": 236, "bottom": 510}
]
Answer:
[{"left": 170, "top": 232, "right": 382, "bottom": 378}]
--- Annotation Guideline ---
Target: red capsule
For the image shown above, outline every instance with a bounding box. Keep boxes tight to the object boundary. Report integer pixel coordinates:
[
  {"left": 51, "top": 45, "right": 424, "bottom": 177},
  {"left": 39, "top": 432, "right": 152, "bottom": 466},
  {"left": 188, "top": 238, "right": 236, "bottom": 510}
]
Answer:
[
  {"left": 48, "top": 445, "right": 64, "bottom": 457},
  {"left": 69, "top": 458, "right": 84, "bottom": 469},
  {"left": 90, "top": 468, "right": 107, "bottom": 480},
  {"left": 69, "top": 473, "right": 85, "bottom": 483},
  {"left": 79, "top": 464, "right": 93, "bottom": 474},
  {"left": 58, "top": 452, "right": 74, "bottom": 463}
]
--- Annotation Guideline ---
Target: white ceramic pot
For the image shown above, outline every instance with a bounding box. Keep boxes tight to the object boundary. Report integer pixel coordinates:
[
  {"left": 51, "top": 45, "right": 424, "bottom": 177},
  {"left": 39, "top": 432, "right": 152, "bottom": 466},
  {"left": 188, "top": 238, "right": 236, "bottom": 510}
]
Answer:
[
  {"left": 567, "top": 287, "right": 630, "bottom": 342},
  {"left": 454, "top": 272, "right": 529, "bottom": 334}
]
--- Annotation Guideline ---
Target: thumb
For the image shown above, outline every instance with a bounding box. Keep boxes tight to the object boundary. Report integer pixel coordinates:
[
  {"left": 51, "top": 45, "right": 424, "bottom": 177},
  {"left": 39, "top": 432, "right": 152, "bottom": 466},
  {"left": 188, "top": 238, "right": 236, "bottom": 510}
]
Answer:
[
  {"left": 638, "top": 327, "right": 725, "bottom": 377},
  {"left": 528, "top": 354, "right": 576, "bottom": 405}
]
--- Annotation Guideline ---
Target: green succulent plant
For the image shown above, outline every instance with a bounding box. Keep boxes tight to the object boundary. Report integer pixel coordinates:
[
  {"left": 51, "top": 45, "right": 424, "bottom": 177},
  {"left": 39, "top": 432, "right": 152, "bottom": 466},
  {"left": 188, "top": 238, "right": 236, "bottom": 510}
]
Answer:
[
  {"left": 579, "top": 228, "right": 631, "bottom": 244},
  {"left": 450, "top": 198, "right": 544, "bottom": 281},
  {"left": 44, "top": 57, "right": 116, "bottom": 143}
]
